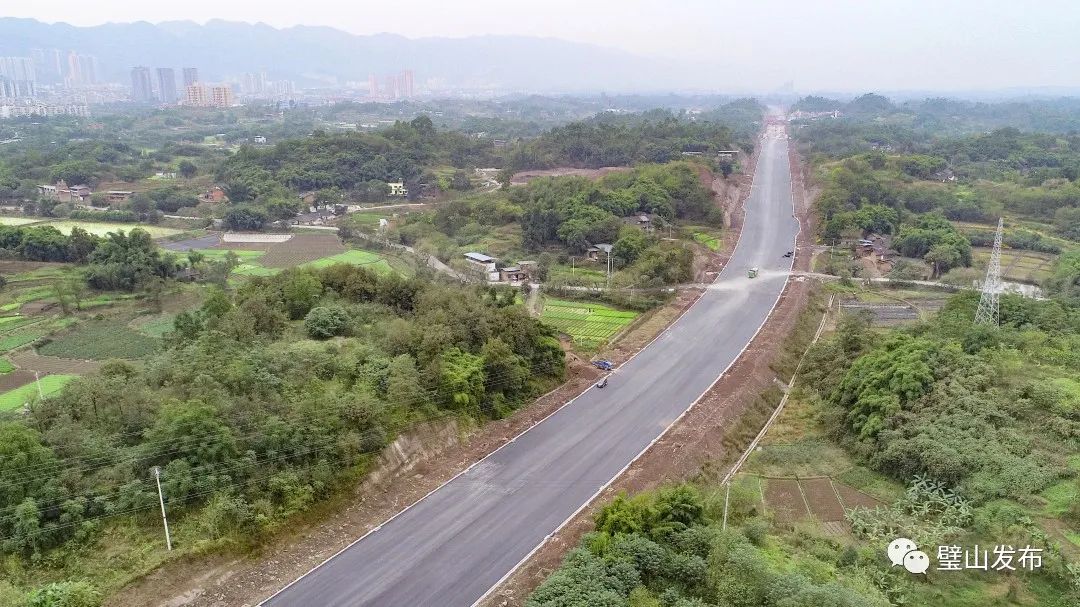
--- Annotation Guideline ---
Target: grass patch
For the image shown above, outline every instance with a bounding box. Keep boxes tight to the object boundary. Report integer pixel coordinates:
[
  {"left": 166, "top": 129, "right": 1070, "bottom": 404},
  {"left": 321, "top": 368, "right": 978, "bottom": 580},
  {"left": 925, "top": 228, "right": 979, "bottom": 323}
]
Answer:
[
  {"left": 0, "top": 358, "right": 13, "bottom": 374},
  {"left": 0, "top": 216, "right": 44, "bottom": 226},
  {"left": 0, "top": 374, "right": 78, "bottom": 411},
  {"left": 540, "top": 298, "right": 638, "bottom": 350},
  {"left": 303, "top": 249, "right": 394, "bottom": 274},
  {"left": 0, "top": 331, "right": 43, "bottom": 353},
  {"left": 39, "top": 321, "right": 162, "bottom": 359},
  {"left": 132, "top": 315, "right": 176, "bottom": 338},
  {"left": 693, "top": 231, "right": 722, "bottom": 251}
]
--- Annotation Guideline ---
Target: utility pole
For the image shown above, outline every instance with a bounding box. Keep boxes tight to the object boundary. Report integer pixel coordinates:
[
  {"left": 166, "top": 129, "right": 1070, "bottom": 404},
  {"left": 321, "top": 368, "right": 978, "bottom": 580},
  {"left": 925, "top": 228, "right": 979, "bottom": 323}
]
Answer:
[
  {"left": 606, "top": 249, "right": 612, "bottom": 291},
  {"left": 33, "top": 371, "right": 44, "bottom": 402},
  {"left": 721, "top": 481, "right": 730, "bottom": 531},
  {"left": 152, "top": 466, "right": 173, "bottom": 551}
]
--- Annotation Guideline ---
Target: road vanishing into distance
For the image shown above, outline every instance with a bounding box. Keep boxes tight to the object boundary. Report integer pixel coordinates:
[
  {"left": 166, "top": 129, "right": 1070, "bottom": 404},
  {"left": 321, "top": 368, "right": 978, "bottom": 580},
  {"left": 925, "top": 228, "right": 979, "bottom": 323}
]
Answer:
[{"left": 263, "top": 124, "right": 800, "bottom": 607}]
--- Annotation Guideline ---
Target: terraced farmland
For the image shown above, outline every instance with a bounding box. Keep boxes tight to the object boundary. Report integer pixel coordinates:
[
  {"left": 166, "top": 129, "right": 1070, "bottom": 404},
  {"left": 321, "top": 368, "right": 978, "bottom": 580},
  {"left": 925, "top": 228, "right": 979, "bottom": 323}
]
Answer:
[
  {"left": 540, "top": 298, "right": 638, "bottom": 350},
  {"left": 973, "top": 246, "right": 1056, "bottom": 283}
]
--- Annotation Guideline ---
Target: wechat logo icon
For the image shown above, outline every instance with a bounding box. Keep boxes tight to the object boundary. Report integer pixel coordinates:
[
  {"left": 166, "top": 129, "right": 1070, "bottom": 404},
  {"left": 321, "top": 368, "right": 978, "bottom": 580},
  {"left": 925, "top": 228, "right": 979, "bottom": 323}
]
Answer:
[{"left": 888, "top": 538, "right": 929, "bottom": 574}]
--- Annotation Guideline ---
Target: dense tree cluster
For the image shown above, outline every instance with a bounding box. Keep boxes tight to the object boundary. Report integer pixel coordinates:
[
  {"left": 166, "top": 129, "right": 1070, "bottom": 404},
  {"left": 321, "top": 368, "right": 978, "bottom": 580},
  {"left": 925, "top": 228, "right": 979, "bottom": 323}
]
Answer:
[
  {"left": 505, "top": 103, "right": 759, "bottom": 173},
  {"left": 217, "top": 116, "right": 496, "bottom": 203},
  {"left": 514, "top": 163, "right": 715, "bottom": 251},
  {"left": 801, "top": 293, "right": 1080, "bottom": 503},
  {"left": 0, "top": 264, "right": 563, "bottom": 560},
  {"left": 0, "top": 226, "right": 179, "bottom": 291}
]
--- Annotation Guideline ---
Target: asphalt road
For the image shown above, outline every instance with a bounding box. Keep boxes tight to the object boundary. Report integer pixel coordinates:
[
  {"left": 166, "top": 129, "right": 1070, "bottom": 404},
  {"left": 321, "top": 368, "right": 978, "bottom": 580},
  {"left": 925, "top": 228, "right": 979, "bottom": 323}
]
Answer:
[{"left": 263, "top": 127, "right": 800, "bottom": 607}]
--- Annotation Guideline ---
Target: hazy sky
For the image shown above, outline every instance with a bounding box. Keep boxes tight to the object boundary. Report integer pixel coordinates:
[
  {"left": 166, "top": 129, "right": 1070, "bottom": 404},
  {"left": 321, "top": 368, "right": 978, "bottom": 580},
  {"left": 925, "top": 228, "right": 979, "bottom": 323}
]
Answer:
[{"left": 8, "top": 0, "right": 1080, "bottom": 91}]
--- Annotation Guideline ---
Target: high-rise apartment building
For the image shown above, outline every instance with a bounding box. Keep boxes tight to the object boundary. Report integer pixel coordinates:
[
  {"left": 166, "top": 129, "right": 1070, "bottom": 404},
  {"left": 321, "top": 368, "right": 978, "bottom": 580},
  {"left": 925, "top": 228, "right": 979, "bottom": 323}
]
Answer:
[
  {"left": 210, "top": 85, "right": 233, "bottom": 107},
  {"left": 130, "top": 66, "right": 154, "bottom": 102},
  {"left": 182, "top": 67, "right": 199, "bottom": 87},
  {"left": 65, "top": 52, "right": 98, "bottom": 86},
  {"left": 156, "top": 67, "right": 178, "bottom": 104},
  {"left": 185, "top": 83, "right": 233, "bottom": 108},
  {"left": 0, "top": 57, "right": 36, "bottom": 98}
]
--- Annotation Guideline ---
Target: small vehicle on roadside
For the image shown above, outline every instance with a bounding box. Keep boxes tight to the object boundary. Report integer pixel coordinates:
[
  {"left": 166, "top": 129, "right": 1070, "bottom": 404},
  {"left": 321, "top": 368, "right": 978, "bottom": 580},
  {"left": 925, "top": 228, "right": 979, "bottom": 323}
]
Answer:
[
  {"left": 592, "top": 360, "right": 614, "bottom": 371},
  {"left": 748, "top": 267, "right": 759, "bottom": 278},
  {"left": 783, "top": 251, "right": 793, "bottom": 258},
  {"left": 595, "top": 377, "right": 608, "bottom": 389}
]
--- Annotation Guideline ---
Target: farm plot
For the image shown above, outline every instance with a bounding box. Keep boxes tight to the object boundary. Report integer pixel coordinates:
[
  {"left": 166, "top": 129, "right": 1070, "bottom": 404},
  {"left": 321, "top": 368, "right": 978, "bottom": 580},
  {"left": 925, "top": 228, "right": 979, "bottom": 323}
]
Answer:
[
  {"left": 194, "top": 249, "right": 277, "bottom": 276},
  {"left": 38, "top": 320, "right": 162, "bottom": 360},
  {"left": 38, "top": 221, "right": 183, "bottom": 239},
  {"left": 259, "top": 233, "right": 345, "bottom": 268},
  {"left": 540, "top": 299, "right": 638, "bottom": 350},
  {"left": 0, "top": 374, "right": 77, "bottom": 411},
  {"left": 973, "top": 246, "right": 1057, "bottom": 284},
  {"left": 303, "top": 249, "right": 394, "bottom": 274}
]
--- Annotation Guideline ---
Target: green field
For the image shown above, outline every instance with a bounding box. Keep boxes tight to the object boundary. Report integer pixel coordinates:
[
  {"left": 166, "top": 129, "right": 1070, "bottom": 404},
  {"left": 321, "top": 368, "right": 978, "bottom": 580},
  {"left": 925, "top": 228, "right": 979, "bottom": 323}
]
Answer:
[
  {"left": 0, "top": 358, "right": 13, "bottom": 374},
  {"left": 193, "top": 249, "right": 279, "bottom": 276},
  {"left": 39, "top": 321, "right": 162, "bottom": 359},
  {"left": 132, "top": 314, "right": 176, "bottom": 338},
  {"left": 972, "top": 246, "right": 1056, "bottom": 283},
  {"left": 0, "top": 331, "right": 43, "bottom": 353},
  {"left": 39, "top": 221, "right": 183, "bottom": 238},
  {"left": 540, "top": 298, "right": 638, "bottom": 349},
  {"left": 303, "top": 249, "right": 395, "bottom": 274},
  {"left": 693, "top": 231, "right": 722, "bottom": 251},
  {"left": 0, "top": 374, "right": 78, "bottom": 411},
  {"left": 0, "top": 216, "right": 43, "bottom": 226}
]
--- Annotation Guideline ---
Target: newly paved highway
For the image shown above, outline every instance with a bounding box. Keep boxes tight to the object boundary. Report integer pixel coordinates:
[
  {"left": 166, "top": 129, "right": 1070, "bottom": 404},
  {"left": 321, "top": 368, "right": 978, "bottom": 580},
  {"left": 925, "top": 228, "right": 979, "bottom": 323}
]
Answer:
[{"left": 264, "top": 125, "right": 800, "bottom": 607}]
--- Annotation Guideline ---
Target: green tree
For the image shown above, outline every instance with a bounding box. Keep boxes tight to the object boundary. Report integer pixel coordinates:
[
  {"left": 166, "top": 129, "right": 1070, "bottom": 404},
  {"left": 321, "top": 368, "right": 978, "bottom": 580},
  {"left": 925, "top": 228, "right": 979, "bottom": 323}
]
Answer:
[
  {"left": 304, "top": 306, "right": 349, "bottom": 339},
  {"left": 177, "top": 160, "right": 197, "bottom": 179}
]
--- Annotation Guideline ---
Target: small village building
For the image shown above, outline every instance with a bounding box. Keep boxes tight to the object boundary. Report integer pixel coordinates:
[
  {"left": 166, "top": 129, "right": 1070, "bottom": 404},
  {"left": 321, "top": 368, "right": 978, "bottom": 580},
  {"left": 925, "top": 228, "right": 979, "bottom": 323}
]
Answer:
[
  {"left": 499, "top": 266, "right": 528, "bottom": 282},
  {"left": 37, "top": 180, "right": 91, "bottom": 203},
  {"left": 388, "top": 182, "right": 408, "bottom": 197},
  {"left": 201, "top": 186, "right": 227, "bottom": 203},
  {"left": 106, "top": 190, "right": 134, "bottom": 203}
]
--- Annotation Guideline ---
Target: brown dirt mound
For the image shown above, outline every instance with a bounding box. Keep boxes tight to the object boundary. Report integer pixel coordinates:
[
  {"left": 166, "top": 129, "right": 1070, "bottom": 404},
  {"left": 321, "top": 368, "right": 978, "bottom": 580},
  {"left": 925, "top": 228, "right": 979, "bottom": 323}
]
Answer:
[
  {"left": 259, "top": 233, "right": 347, "bottom": 268},
  {"left": 510, "top": 167, "right": 631, "bottom": 185}
]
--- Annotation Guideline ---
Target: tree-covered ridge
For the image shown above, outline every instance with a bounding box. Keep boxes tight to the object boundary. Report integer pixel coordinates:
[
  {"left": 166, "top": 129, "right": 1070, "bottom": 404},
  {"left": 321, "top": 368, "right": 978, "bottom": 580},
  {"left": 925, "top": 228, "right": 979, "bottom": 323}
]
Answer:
[
  {"left": 217, "top": 115, "right": 497, "bottom": 199},
  {"left": 514, "top": 162, "right": 716, "bottom": 251},
  {"left": 0, "top": 263, "right": 564, "bottom": 561},
  {"left": 505, "top": 102, "right": 761, "bottom": 172}
]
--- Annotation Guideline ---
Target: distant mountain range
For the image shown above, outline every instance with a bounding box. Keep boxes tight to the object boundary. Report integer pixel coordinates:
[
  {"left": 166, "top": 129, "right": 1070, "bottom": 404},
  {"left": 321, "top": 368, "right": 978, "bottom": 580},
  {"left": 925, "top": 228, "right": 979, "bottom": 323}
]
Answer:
[{"left": 0, "top": 18, "right": 704, "bottom": 92}]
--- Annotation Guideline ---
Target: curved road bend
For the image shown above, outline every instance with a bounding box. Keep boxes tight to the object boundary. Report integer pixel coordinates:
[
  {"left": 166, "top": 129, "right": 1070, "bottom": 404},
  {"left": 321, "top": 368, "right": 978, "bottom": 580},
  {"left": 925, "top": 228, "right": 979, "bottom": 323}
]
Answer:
[{"left": 263, "top": 126, "right": 800, "bottom": 607}]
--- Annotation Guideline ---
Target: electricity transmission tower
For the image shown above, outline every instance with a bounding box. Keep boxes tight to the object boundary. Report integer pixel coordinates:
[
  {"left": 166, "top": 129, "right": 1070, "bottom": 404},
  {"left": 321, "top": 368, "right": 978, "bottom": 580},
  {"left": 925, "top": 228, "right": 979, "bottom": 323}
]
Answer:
[{"left": 974, "top": 217, "right": 1003, "bottom": 326}]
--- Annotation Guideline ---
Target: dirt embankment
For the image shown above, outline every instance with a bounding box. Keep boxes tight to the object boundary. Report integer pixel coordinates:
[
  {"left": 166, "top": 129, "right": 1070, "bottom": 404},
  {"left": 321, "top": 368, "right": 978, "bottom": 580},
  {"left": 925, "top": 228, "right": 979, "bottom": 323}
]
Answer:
[
  {"left": 479, "top": 133, "right": 818, "bottom": 607},
  {"left": 509, "top": 166, "right": 631, "bottom": 185}
]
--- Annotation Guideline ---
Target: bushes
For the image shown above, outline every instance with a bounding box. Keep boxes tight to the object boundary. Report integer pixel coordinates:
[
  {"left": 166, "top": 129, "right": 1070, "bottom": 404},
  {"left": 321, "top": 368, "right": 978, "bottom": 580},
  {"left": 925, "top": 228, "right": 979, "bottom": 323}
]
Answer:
[
  {"left": 304, "top": 306, "right": 349, "bottom": 339},
  {"left": 26, "top": 582, "right": 101, "bottom": 607},
  {"left": 529, "top": 483, "right": 890, "bottom": 607}
]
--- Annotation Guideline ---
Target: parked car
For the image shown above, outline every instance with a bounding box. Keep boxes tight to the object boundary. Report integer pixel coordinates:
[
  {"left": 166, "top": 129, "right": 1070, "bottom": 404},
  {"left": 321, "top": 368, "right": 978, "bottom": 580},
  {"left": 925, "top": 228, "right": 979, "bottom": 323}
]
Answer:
[{"left": 591, "top": 360, "right": 614, "bottom": 371}]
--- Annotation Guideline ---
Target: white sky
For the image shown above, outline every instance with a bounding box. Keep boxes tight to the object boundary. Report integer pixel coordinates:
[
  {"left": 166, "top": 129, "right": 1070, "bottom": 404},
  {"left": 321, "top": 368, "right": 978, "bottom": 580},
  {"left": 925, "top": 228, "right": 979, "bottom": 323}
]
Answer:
[{"left": 8, "top": 0, "right": 1080, "bottom": 91}]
